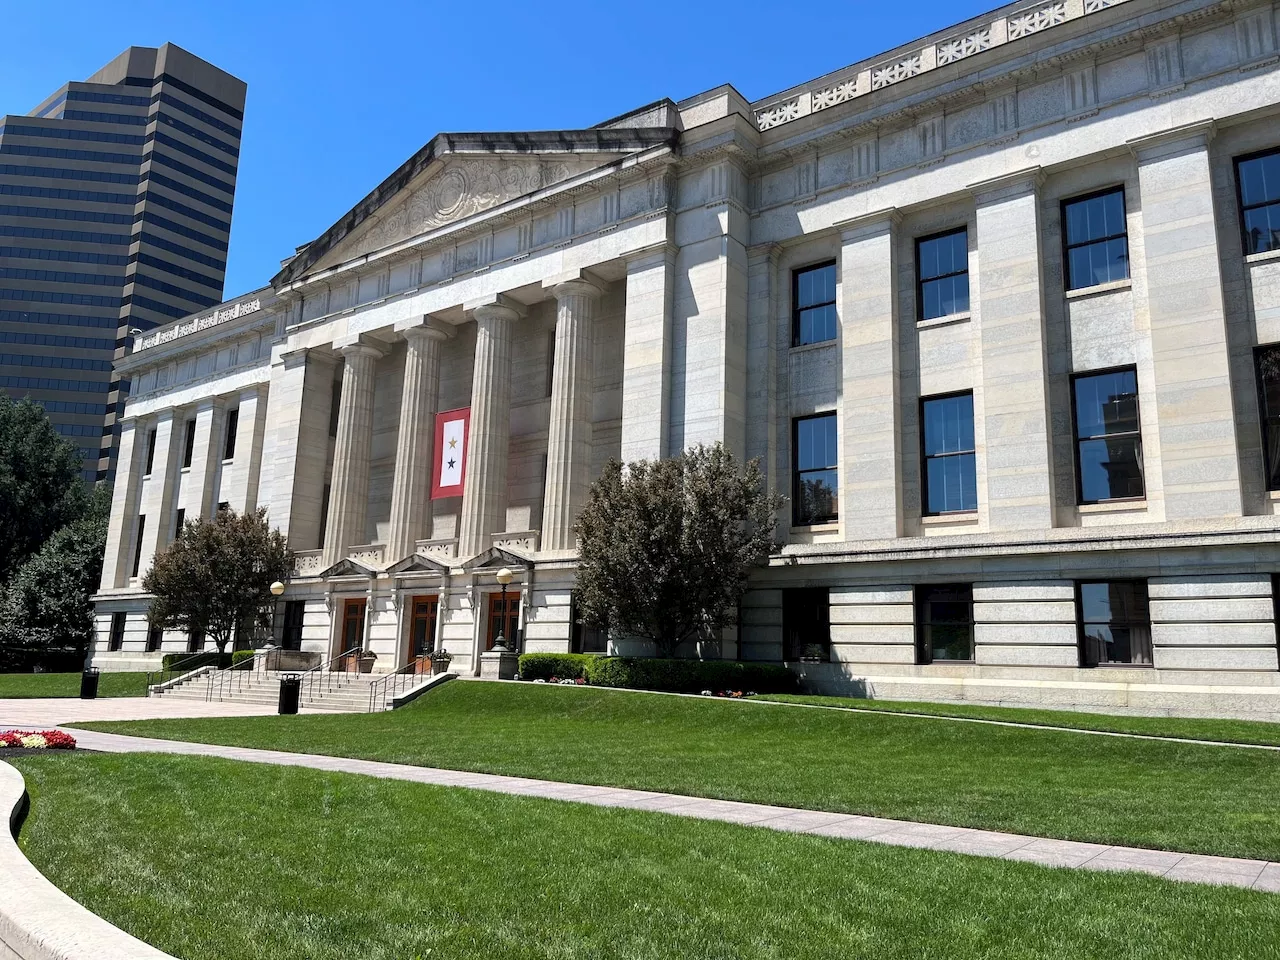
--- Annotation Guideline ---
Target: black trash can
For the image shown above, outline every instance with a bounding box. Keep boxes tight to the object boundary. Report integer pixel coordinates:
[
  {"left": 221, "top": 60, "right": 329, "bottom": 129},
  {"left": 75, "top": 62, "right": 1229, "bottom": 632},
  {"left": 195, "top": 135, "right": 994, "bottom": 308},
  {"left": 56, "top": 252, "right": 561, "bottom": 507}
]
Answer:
[
  {"left": 278, "top": 674, "right": 301, "bottom": 715},
  {"left": 79, "top": 667, "right": 100, "bottom": 700}
]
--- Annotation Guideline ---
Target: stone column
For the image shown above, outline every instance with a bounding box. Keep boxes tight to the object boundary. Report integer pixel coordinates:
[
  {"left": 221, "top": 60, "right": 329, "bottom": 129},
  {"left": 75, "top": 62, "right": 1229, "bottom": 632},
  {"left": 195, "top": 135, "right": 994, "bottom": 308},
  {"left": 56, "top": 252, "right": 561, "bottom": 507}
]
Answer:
[
  {"left": 264, "top": 348, "right": 336, "bottom": 550},
  {"left": 136, "top": 410, "right": 180, "bottom": 579},
  {"left": 100, "top": 417, "right": 144, "bottom": 590},
  {"left": 541, "top": 278, "right": 602, "bottom": 552},
  {"left": 458, "top": 301, "right": 520, "bottom": 558},
  {"left": 322, "top": 341, "right": 383, "bottom": 565},
  {"left": 221, "top": 385, "right": 268, "bottom": 514},
  {"left": 387, "top": 325, "right": 447, "bottom": 561},
  {"left": 620, "top": 245, "right": 675, "bottom": 462},
  {"left": 838, "top": 209, "right": 903, "bottom": 539},
  {"left": 1133, "top": 123, "right": 1243, "bottom": 520},
  {"left": 180, "top": 398, "right": 226, "bottom": 521},
  {"left": 972, "top": 169, "right": 1055, "bottom": 531}
]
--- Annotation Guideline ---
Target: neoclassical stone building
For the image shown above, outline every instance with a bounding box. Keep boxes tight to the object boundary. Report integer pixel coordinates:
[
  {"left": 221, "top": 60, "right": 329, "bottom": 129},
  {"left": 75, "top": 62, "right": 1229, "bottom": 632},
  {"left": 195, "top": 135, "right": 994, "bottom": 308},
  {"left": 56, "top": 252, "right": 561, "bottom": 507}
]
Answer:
[{"left": 92, "top": 0, "right": 1280, "bottom": 718}]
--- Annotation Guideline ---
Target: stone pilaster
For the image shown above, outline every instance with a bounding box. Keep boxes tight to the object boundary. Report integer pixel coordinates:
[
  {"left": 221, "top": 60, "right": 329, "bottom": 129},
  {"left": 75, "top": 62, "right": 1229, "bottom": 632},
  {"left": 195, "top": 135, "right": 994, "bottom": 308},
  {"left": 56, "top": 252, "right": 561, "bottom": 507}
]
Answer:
[
  {"left": 1132, "top": 124, "right": 1243, "bottom": 520},
  {"left": 179, "top": 398, "right": 226, "bottom": 521},
  {"left": 972, "top": 169, "right": 1056, "bottom": 531},
  {"left": 221, "top": 385, "right": 268, "bottom": 515},
  {"left": 322, "top": 341, "right": 383, "bottom": 565},
  {"left": 621, "top": 245, "right": 675, "bottom": 462},
  {"left": 264, "top": 348, "right": 336, "bottom": 550},
  {"left": 136, "top": 410, "right": 180, "bottom": 579},
  {"left": 100, "top": 417, "right": 144, "bottom": 590},
  {"left": 387, "top": 325, "right": 447, "bottom": 562},
  {"left": 838, "top": 210, "right": 903, "bottom": 539},
  {"left": 458, "top": 301, "right": 520, "bottom": 558},
  {"left": 541, "top": 278, "right": 602, "bottom": 551}
]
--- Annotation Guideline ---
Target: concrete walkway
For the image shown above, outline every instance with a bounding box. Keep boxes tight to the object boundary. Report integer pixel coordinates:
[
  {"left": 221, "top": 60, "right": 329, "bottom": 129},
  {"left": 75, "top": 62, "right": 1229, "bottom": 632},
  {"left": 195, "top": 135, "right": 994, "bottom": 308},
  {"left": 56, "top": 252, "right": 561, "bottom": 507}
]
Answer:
[
  {"left": 55, "top": 726, "right": 1280, "bottom": 894},
  {"left": 0, "top": 697, "right": 284, "bottom": 728}
]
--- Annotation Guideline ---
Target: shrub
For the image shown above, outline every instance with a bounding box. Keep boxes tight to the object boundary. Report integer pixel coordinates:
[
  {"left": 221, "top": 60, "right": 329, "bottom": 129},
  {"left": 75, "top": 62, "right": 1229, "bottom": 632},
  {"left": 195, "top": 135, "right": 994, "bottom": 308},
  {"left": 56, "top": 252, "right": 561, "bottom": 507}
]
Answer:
[
  {"left": 161, "top": 652, "right": 232, "bottom": 673},
  {"left": 584, "top": 657, "right": 798, "bottom": 695},
  {"left": 230, "top": 650, "right": 257, "bottom": 667},
  {"left": 518, "top": 652, "right": 597, "bottom": 681}
]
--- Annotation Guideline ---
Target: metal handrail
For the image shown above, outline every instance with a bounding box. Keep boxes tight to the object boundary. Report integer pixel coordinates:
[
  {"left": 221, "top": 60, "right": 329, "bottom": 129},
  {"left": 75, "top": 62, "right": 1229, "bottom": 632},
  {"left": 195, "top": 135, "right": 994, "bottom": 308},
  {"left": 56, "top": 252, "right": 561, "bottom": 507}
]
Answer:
[
  {"left": 204, "top": 653, "right": 262, "bottom": 702},
  {"left": 366, "top": 655, "right": 432, "bottom": 712},
  {"left": 146, "top": 651, "right": 229, "bottom": 696},
  {"left": 298, "top": 648, "right": 362, "bottom": 705}
]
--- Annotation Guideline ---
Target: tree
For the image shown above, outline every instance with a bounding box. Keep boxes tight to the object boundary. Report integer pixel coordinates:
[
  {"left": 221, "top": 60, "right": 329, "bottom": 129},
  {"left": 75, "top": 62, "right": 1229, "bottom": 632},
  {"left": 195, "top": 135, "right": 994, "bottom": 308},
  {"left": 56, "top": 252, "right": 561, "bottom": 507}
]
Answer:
[
  {"left": 143, "top": 507, "right": 293, "bottom": 653},
  {"left": 0, "top": 484, "right": 111, "bottom": 671},
  {"left": 0, "top": 395, "right": 87, "bottom": 584},
  {"left": 573, "top": 443, "right": 783, "bottom": 658}
]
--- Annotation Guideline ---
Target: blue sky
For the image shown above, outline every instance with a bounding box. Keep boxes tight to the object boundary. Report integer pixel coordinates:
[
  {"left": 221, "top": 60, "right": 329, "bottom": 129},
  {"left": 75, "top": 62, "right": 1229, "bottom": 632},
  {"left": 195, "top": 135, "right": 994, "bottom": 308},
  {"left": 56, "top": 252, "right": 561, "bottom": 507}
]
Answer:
[{"left": 1, "top": 0, "right": 993, "bottom": 299}]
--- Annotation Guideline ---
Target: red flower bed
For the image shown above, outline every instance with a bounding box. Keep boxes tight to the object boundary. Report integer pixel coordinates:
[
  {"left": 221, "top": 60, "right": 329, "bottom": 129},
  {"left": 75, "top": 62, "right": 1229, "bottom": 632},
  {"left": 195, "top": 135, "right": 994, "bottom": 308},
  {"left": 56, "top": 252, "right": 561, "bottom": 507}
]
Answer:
[{"left": 0, "top": 730, "right": 76, "bottom": 750}]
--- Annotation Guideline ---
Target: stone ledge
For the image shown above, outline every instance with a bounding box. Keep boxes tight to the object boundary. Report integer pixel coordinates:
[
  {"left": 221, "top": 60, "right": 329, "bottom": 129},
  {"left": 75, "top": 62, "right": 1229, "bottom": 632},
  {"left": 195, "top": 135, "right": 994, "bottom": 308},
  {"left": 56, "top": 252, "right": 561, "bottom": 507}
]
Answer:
[{"left": 0, "top": 761, "right": 175, "bottom": 960}]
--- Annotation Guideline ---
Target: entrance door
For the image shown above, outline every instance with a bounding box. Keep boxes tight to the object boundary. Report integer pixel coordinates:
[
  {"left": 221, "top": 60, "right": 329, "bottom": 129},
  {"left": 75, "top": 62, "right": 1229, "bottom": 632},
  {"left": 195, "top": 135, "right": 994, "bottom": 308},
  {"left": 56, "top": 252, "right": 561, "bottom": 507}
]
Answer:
[
  {"left": 487, "top": 592, "right": 520, "bottom": 651},
  {"left": 408, "top": 595, "right": 439, "bottom": 664},
  {"left": 340, "top": 598, "right": 367, "bottom": 656}
]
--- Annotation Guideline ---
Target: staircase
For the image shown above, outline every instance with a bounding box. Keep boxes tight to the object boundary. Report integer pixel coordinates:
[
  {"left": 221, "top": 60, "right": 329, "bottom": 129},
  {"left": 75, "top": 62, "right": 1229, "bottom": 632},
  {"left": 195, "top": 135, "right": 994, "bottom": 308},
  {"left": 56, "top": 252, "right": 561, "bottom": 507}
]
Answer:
[{"left": 153, "top": 667, "right": 401, "bottom": 713}]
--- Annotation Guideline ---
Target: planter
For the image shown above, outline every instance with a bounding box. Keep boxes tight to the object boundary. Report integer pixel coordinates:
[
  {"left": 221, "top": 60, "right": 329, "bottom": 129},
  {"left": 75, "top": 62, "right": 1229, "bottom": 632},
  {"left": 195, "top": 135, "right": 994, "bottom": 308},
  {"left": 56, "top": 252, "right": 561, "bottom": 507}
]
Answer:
[
  {"left": 430, "top": 658, "right": 451, "bottom": 676},
  {"left": 357, "top": 654, "right": 377, "bottom": 674}
]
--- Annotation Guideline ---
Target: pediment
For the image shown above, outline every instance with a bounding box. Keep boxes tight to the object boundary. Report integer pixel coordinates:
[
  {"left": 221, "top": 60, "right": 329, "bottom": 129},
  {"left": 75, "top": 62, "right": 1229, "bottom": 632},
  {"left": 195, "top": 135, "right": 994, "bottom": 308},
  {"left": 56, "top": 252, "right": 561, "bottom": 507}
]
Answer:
[
  {"left": 274, "top": 128, "right": 679, "bottom": 285},
  {"left": 320, "top": 557, "right": 378, "bottom": 579},
  {"left": 386, "top": 552, "right": 452, "bottom": 576},
  {"left": 462, "top": 546, "right": 532, "bottom": 572}
]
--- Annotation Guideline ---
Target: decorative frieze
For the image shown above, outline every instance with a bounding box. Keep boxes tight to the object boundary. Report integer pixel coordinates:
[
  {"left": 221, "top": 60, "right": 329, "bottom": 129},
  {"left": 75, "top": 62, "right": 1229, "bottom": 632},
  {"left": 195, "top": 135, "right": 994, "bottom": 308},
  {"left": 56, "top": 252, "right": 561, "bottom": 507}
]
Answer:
[
  {"left": 294, "top": 549, "right": 324, "bottom": 578},
  {"left": 752, "top": 0, "right": 1134, "bottom": 133},
  {"left": 1007, "top": 2, "right": 1068, "bottom": 40},
  {"left": 918, "top": 116, "right": 946, "bottom": 163},
  {"left": 1237, "top": 9, "right": 1278, "bottom": 65},
  {"left": 1147, "top": 37, "right": 1184, "bottom": 91},
  {"left": 134, "top": 297, "right": 263, "bottom": 353},
  {"left": 937, "top": 28, "right": 992, "bottom": 66},
  {"left": 1066, "top": 64, "right": 1098, "bottom": 118}
]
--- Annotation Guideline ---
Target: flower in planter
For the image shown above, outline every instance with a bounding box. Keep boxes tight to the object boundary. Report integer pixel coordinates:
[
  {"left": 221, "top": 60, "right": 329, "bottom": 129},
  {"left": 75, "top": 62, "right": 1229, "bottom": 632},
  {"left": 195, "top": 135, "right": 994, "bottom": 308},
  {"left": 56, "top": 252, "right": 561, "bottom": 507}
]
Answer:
[
  {"left": 0, "top": 729, "right": 76, "bottom": 750},
  {"left": 574, "top": 678, "right": 587, "bottom": 685},
  {"left": 701, "top": 690, "right": 714, "bottom": 697}
]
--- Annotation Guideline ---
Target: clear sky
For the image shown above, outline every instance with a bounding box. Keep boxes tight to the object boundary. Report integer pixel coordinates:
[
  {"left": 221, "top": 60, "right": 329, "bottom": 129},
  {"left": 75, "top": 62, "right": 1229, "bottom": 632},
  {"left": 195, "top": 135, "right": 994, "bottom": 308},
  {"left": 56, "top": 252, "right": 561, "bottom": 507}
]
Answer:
[{"left": 0, "top": 0, "right": 994, "bottom": 299}]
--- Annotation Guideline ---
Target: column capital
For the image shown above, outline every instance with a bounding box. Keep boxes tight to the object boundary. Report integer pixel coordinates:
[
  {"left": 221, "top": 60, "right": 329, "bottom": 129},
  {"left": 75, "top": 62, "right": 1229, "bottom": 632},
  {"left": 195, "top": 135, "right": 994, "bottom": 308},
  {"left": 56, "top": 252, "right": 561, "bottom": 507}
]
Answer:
[
  {"left": 542, "top": 269, "right": 605, "bottom": 301},
  {"left": 968, "top": 166, "right": 1044, "bottom": 205},
  {"left": 336, "top": 339, "right": 385, "bottom": 362},
  {"left": 465, "top": 292, "right": 525, "bottom": 323},
  {"left": 835, "top": 207, "right": 901, "bottom": 243},
  {"left": 1127, "top": 119, "right": 1216, "bottom": 162},
  {"left": 625, "top": 241, "right": 677, "bottom": 274},
  {"left": 400, "top": 318, "right": 453, "bottom": 343}
]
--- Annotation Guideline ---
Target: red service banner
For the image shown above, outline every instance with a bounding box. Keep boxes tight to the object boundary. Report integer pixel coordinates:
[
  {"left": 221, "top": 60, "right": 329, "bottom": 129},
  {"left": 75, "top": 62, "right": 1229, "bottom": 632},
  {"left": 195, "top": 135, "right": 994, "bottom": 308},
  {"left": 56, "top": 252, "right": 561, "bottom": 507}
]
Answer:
[{"left": 431, "top": 407, "right": 470, "bottom": 499}]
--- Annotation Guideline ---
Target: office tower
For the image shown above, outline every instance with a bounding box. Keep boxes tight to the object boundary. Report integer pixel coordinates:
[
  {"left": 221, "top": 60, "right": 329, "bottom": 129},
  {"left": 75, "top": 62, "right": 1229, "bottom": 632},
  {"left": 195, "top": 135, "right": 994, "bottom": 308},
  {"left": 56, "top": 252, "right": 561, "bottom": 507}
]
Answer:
[{"left": 0, "top": 43, "right": 246, "bottom": 479}]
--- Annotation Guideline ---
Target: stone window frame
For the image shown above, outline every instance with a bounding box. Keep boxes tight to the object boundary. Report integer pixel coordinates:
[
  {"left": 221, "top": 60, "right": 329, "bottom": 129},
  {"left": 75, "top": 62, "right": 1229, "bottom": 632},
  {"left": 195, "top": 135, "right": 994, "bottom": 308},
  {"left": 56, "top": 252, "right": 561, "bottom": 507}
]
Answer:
[
  {"left": 782, "top": 587, "right": 831, "bottom": 662},
  {"left": 791, "top": 411, "right": 839, "bottom": 526},
  {"left": 918, "top": 390, "right": 978, "bottom": 517},
  {"left": 1235, "top": 146, "right": 1280, "bottom": 256},
  {"left": 914, "top": 226, "right": 970, "bottom": 322},
  {"left": 790, "top": 259, "right": 838, "bottom": 347},
  {"left": 1074, "top": 579, "right": 1153, "bottom": 668},
  {"left": 1060, "top": 185, "right": 1130, "bottom": 292},
  {"left": 1069, "top": 365, "right": 1145, "bottom": 506}
]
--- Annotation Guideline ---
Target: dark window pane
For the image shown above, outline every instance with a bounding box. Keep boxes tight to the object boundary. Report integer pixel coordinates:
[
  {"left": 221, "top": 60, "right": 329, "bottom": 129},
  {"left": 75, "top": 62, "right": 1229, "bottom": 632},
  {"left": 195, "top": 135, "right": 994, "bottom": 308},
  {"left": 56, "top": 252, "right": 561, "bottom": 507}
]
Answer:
[
  {"left": 794, "top": 263, "right": 837, "bottom": 345},
  {"left": 797, "top": 263, "right": 836, "bottom": 308},
  {"left": 927, "top": 452, "right": 977, "bottom": 513},
  {"left": 920, "top": 274, "right": 970, "bottom": 320},
  {"left": 796, "top": 470, "right": 838, "bottom": 524},
  {"left": 1065, "top": 190, "right": 1125, "bottom": 245},
  {"left": 796, "top": 415, "right": 837, "bottom": 470},
  {"left": 924, "top": 394, "right": 975, "bottom": 455},
  {"left": 1074, "top": 370, "right": 1139, "bottom": 438},
  {"left": 1244, "top": 204, "right": 1280, "bottom": 255},
  {"left": 1078, "top": 437, "right": 1143, "bottom": 501},
  {"left": 1258, "top": 347, "right": 1280, "bottom": 489},
  {"left": 794, "top": 413, "right": 839, "bottom": 524},
  {"left": 918, "top": 585, "right": 973, "bottom": 663},
  {"left": 1240, "top": 153, "right": 1280, "bottom": 209},
  {"left": 919, "top": 230, "right": 967, "bottom": 281},
  {"left": 799, "top": 303, "right": 837, "bottom": 344},
  {"left": 1079, "top": 581, "right": 1151, "bottom": 666}
]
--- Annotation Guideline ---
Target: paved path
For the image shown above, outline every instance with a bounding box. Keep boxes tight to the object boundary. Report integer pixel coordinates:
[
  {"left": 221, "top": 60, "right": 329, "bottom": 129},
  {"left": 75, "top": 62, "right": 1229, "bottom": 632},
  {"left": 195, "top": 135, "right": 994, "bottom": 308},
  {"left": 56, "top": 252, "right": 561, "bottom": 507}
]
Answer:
[
  {"left": 0, "top": 697, "right": 284, "bottom": 728},
  {"left": 54, "top": 726, "right": 1280, "bottom": 894}
]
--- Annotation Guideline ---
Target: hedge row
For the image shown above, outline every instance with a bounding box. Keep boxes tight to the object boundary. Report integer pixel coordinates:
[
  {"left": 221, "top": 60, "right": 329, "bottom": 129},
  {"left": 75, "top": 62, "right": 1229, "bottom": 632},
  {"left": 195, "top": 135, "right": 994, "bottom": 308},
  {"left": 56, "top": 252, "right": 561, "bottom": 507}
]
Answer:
[
  {"left": 231, "top": 650, "right": 256, "bottom": 667},
  {"left": 160, "top": 652, "right": 233, "bottom": 672},
  {"left": 517, "top": 654, "right": 798, "bottom": 695}
]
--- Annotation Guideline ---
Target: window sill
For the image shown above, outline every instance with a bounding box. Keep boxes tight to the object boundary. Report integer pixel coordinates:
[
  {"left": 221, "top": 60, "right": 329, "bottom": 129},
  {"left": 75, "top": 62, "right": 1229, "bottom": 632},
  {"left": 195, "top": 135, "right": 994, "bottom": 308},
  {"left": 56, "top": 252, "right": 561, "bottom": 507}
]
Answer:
[
  {"left": 1065, "top": 278, "right": 1132, "bottom": 300},
  {"left": 1082, "top": 663, "right": 1155, "bottom": 670},
  {"left": 916, "top": 311, "right": 971, "bottom": 330},
  {"left": 221, "top": 457, "right": 234, "bottom": 466},
  {"left": 919, "top": 659, "right": 976, "bottom": 666},
  {"left": 1267, "top": 489, "right": 1280, "bottom": 501},
  {"left": 1246, "top": 248, "right": 1280, "bottom": 266},
  {"left": 789, "top": 338, "right": 838, "bottom": 355},
  {"left": 791, "top": 522, "right": 840, "bottom": 534},
  {"left": 921, "top": 512, "right": 978, "bottom": 526},
  {"left": 180, "top": 467, "right": 191, "bottom": 475},
  {"left": 1077, "top": 499, "right": 1146, "bottom": 514}
]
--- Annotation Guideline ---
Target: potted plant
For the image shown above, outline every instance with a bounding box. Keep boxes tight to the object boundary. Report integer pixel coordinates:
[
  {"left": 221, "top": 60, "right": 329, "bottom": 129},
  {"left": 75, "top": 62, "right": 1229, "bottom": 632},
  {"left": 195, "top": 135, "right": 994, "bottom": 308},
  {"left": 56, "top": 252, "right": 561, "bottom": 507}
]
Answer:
[
  {"left": 800, "top": 642, "right": 829, "bottom": 663},
  {"left": 428, "top": 647, "right": 453, "bottom": 675},
  {"left": 357, "top": 648, "right": 378, "bottom": 674}
]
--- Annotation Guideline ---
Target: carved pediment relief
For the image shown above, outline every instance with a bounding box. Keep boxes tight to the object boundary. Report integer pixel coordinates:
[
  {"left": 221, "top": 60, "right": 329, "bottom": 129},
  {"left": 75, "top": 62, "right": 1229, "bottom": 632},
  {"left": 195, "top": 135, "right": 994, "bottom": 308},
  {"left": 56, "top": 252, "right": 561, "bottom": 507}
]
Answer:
[{"left": 348, "top": 156, "right": 617, "bottom": 258}]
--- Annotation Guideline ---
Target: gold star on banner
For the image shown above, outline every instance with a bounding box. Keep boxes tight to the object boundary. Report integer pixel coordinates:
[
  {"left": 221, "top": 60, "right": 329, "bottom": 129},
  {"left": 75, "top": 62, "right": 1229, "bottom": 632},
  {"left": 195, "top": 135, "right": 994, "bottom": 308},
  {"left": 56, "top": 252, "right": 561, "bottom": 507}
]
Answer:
[{"left": 448, "top": 438, "right": 458, "bottom": 448}]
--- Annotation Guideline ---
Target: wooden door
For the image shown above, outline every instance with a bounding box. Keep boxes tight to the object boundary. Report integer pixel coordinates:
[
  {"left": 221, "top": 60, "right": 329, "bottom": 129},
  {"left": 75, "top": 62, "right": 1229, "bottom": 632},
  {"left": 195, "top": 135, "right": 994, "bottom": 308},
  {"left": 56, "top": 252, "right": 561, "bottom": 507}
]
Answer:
[
  {"left": 408, "top": 595, "right": 439, "bottom": 664},
  {"left": 341, "top": 598, "right": 367, "bottom": 654},
  {"left": 486, "top": 592, "right": 520, "bottom": 650}
]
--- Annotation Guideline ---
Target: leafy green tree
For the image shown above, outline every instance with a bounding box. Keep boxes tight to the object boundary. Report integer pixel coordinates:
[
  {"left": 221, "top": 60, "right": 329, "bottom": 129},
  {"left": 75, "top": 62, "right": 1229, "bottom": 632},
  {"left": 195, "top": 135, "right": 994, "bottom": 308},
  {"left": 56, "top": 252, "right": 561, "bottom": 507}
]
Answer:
[
  {"left": 574, "top": 443, "right": 782, "bottom": 658},
  {"left": 0, "top": 484, "right": 111, "bottom": 671},
  {"left": 0, "top": 395, "right": 87, "bottom": 584},
  {"left": 143, "top": 507, "right": 292, "bottom": 653}
]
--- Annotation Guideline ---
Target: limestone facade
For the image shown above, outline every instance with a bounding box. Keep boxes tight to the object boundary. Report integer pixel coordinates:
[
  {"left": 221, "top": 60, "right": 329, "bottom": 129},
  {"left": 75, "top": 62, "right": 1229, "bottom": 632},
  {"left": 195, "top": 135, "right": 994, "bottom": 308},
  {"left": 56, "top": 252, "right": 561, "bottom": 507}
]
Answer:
[{"left": 90, "top": 0, "right": 1280, "bottom": 719}]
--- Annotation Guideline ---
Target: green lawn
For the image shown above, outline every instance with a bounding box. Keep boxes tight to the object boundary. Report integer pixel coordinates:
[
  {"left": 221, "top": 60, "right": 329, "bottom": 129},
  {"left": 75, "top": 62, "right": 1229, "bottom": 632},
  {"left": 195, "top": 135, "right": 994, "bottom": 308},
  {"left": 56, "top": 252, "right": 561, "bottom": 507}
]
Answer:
[
  {"left": 0, "top": 671, "right": 148, "bottom": 700},
  {"left": 756, "top": 693, "right": 1280, "bottom": 746},
  {"left": 80, "top": 681, "right": 1280, "bottom": 861},
  {"left": 11, "top": 751, "right": 1280, "bottom": 960}
]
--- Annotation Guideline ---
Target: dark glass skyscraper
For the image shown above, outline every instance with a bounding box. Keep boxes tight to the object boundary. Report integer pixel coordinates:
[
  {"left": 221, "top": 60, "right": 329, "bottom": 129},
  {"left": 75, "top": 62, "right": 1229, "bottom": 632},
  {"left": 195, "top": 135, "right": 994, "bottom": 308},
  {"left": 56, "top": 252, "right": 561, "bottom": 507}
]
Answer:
[{"left": 0, "top": 44, "right": 246, "bottom": 480}]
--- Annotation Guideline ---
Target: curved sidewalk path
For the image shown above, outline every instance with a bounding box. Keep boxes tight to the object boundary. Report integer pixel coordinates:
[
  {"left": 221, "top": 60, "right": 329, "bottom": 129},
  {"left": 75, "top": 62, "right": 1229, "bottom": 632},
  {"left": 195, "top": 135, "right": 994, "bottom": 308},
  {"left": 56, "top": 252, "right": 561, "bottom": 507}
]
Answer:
[{"left": 59, "top": 725, "right": 1280, "bottom": 894}]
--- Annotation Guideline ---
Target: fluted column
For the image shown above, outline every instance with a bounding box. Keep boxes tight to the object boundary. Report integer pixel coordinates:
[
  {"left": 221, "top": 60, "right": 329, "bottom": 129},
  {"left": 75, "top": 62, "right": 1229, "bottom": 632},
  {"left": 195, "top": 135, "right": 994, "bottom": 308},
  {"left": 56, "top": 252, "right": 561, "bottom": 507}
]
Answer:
[
  {"left": 322, "top": 341, "right": 383, "bottom": 565},
  {"left": 541, "top": 279, "right": 601, "bottom": 551},
  {"left": 387, "top": 325, "right": 448, "bottom": 561},
  {"left": 458, "top": 302, "right": 519, "bottom": 558}
]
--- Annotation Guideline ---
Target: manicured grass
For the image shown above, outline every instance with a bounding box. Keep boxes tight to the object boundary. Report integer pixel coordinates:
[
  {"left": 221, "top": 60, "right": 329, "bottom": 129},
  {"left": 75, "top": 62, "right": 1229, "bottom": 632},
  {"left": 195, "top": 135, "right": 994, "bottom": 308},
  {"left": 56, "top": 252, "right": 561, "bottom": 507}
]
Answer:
[
  {"left": 0, "top": 671, "right": 148, "bottom": 700},
  {"left": 80, "top": 681, "right": 1280, "bottom": 861},
  {"left": 11, "top": 752, "right": 1280, "bottom": 960},
  {"left": 755, "top": 693, "right": 1280, "bottom": 746}
]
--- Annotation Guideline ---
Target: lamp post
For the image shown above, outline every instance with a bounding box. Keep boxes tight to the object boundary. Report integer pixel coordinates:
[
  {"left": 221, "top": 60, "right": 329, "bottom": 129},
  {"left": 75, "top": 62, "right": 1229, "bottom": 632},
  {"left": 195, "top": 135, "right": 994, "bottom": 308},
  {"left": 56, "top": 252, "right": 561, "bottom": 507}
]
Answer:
[
  {"left": 270, "top": 581, "right": 285, "bottom": 597},
  {"left": 493, "top": 567, "right": 513, "bottom": 651}
]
